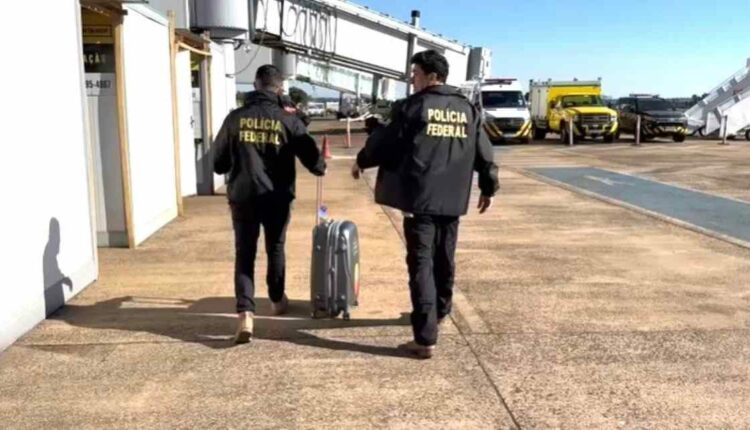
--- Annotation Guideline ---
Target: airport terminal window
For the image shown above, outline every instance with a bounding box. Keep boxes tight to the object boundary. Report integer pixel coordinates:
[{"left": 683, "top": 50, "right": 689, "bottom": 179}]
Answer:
[
  {"left": 482, "top": 91, "right": 526, "bottom": 108},
  {"left": 561, "top": 95, "right": 604, "bottom": 108}
]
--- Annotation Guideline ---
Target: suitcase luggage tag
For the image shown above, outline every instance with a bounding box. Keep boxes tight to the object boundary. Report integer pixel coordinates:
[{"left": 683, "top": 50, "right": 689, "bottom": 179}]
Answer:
[{"left": 318, "top": 205, "right": 331, "bottom": 225}]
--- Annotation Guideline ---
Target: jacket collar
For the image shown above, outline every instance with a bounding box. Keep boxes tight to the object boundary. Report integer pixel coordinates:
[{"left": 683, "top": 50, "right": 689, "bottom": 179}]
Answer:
[
  {"left": 244, "top": 90, "right": 281, "bottom": 105},
  {"left": 417, "top": 84, "right": 460, "bottom": 97}
]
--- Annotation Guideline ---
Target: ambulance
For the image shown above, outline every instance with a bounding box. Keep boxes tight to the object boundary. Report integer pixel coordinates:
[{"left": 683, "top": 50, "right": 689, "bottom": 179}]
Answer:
[{"left": 460, "top": 78, "right": 532, "bottom": 144}]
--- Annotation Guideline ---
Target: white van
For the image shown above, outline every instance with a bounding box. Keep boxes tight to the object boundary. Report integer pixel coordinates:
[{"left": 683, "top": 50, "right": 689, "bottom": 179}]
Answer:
[
  {"left": 460, "top": 78, "right": 532, "bottom": 144},
  {"left": 307, "top": 102, "right": 325, "bottom": 117}
]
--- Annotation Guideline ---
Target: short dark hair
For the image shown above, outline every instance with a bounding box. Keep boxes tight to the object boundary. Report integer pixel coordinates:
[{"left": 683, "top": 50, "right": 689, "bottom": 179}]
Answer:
[
  {"left": 410, "top": 50, "right": 449, "bottom": 82},
  {"left": 255, "top": 64, "right": 283, "bottom": 90}
]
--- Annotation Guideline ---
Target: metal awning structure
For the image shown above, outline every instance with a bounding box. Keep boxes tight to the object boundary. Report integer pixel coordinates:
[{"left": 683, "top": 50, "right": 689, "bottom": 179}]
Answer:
[{"left": 245, "top": 0, "right": 472, "bottom": 85}]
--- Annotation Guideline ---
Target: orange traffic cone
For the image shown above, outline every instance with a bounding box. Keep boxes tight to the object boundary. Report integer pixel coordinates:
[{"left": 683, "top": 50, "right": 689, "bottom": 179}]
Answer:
[{"left": 322, "top": 135, "right": 332, "bottom": 159}]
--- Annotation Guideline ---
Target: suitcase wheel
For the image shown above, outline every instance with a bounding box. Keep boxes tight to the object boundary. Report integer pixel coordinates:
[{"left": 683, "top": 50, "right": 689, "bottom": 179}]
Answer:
[{"left": 343, "top": 312, "right": 351, "bottom": 321}]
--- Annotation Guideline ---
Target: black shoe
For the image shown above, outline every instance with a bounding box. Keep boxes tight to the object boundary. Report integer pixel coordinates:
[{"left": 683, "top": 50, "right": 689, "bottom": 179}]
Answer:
[
  {"left": 270, "top": 294, "right": 289, "bottom": 316},
  {"left": 398, "top": 341, "right": 435, "bottom": 359}
]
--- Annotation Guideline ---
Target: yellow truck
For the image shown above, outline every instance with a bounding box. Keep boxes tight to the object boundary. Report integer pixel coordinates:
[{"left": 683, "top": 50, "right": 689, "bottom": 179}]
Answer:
[{"left": 529, "top": 79, "right": 618, "bottom": 143}]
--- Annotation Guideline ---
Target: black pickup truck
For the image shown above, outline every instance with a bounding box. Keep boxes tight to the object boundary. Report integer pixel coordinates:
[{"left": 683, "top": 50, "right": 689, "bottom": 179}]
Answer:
[{"left": 615, "top": 96, "right": 688, "bottom": 142}]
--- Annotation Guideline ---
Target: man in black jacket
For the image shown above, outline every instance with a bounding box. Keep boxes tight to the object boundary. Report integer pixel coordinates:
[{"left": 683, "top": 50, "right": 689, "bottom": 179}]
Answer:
[
  {"left": 280, "top": 94, "right": 312, "bottom": 127},
  {"left": 214, "top": 65, "right": 326, "bottom": 344},
  {"left": 351, "top": 50, "right": 499, "bottom": 358}
]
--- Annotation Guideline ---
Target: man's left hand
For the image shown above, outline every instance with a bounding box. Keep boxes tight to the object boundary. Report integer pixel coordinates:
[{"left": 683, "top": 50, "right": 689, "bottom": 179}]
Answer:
[
  {"left": 477, "top": 195, "right": 493, "bottom": 214},
  {"left": 351, "top": 162, "right": 362, "bottom": 180}
]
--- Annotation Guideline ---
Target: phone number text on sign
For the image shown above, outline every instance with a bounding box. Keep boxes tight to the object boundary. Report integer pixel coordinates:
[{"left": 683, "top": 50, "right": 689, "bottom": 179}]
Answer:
[
  {"left": 85, "top": 73, "right": 116, "bottom": 96},
  {"left": 86, "top": 80, "right": 112, "bottom": 90}
]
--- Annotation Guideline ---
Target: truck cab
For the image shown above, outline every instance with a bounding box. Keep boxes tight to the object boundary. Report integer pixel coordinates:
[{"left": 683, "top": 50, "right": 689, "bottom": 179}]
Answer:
[
  {"left": 460, "top": 78, "right": 532, "bottom": 144},
  {"left": 615, "top": 95, "right": 688, "bottom": 142},
  {"left": 530, "top": 79, "right": 618, "bottom": 143}
]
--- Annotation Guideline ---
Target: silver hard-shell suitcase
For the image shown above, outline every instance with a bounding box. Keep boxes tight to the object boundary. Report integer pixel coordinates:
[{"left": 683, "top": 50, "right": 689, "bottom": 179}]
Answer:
[{"left": 310, "top": 177, "right": 360, "bottom": 319}]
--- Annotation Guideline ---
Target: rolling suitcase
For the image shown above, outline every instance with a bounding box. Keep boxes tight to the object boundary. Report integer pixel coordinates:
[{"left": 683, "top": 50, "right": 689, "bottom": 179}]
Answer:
[{"left": 310, "top": 176, "right": 360, "bottom": 320}]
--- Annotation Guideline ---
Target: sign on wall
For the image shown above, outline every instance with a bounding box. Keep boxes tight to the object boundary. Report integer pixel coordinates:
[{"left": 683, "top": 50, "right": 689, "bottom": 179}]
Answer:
[
  {"left": 82, "top": 19, "right": 116, "bottom": 97},
  {"left": 83, "top": 44, "right": 115, "bottom": 96}
]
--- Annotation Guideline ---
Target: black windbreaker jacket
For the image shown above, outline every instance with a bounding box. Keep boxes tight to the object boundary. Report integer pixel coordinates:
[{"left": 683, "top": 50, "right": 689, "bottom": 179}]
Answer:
[
  {"left": 213, "top": 90, "right": 326, "bottom": 204},
  {"left": 356, "top": 85, "right": 499, "bottom": 217}
]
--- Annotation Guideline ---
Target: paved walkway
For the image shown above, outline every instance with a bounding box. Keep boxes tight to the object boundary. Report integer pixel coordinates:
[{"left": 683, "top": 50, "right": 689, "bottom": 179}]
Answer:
[
  {"left": 0, "top": 149, "right": 516, "bottom": 429},
  {"left": 3, "top": 130, "right": 750, "bottom": 429}
]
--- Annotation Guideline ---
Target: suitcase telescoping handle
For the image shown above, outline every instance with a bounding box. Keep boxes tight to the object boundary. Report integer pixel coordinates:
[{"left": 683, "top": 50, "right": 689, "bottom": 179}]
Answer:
[
  {"left": 316, "top": 136, "right": 330, "bottom": 225},
  {"left": 315, "top": 136, "right": 331, "bottom": 225},
  {"left": 315, "top": 176, "right": 326, "bottom": 225},
  {"left": 315, "top": 177, "right": 321, "bottom": 224}
]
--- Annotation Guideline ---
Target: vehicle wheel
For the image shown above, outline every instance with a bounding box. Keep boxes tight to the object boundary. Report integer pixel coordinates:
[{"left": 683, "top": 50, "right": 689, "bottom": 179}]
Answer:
[
  {"left": 673, "top": 134, "right": 686, "bottom": 143},
  {"left": 603, "top": 133, "right": 615, "bottom": 143},
  {"left": 533, "top": 127, "right": 546, "bottom": 140},
  {"left": 746, "top": 130, "right": 750, "bottom": 141}
]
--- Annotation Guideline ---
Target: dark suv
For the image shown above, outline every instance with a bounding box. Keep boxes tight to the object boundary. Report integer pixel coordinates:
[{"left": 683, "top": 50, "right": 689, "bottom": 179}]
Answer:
[{"left": 615, "top": 95, "right": 688, "bottom": 142}]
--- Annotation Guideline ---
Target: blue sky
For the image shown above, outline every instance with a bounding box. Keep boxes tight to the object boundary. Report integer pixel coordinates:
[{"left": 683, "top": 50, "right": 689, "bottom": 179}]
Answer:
[{"left": 344, "top": 0, "right": 749, "bottom": 98}]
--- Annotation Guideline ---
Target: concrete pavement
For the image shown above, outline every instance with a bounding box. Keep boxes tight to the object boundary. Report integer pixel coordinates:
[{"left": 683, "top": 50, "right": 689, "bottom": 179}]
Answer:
[
  {"left": 0, "top": 144, "right": 516, "bottom": 429},
  {"left": 2, "top": 126, "right": 750, "bottom": 428}
]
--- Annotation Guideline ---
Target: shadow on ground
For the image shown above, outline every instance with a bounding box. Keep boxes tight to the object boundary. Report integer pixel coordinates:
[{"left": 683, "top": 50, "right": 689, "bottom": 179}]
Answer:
[{"left": 48, "top": 297, "right": 411, "bottom": 358}]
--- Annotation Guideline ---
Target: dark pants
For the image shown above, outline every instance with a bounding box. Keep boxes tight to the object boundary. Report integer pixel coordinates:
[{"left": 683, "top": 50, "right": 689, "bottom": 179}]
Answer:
[
  {"left": 403, "top": 214, "right": 460, "bottom": 346},
  {"left": 231, "top": 194, "right": 292, "bottom": 313}
]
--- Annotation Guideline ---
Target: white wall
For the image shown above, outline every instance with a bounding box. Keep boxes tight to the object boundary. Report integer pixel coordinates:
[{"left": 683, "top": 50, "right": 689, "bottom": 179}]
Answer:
[
  {"left": 210, "top": 42, "right": 237, "bottom": 191},
  {"left": 145, "top": 0, "right": 190, "bottom": 29},
  {"left": 123, "top": 5, "right": 178, "bottom": 244},
  {"left": 0, "top": 0, "right": 97, "bottom": 351},
  {"left": 88, "top": 73, "right": 127, "bottom": 246},
  {"left": 176, "top": 51, "right": 197, "bottom": 197},
  {"left": 221, "top": 42, "right": 238, "bottom": 190},
  {"left": 234, "top": 44, "right": 274, "bottom": 85},
  {"left": 223, "top": 42, "right": 238, "bottom": 111}
]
